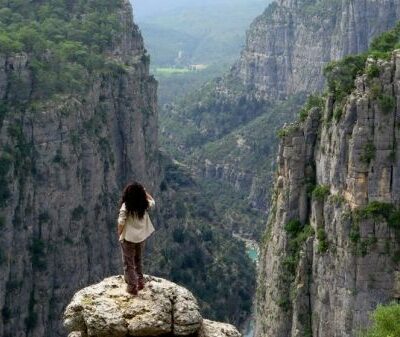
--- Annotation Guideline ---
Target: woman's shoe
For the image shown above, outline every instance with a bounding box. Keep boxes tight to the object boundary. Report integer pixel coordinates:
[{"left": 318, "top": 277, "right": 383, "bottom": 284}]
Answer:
[
  {"left": 127, "top": 285, "right": 138, "bottom": 296},
  {"left": 138, "top": 278, "right": 145, "bottom": 291}
]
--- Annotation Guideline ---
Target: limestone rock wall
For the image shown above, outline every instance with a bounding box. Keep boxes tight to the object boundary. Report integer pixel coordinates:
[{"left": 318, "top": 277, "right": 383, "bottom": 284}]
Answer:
[
  {"left": 233, "top": 0, "right": 400, "bottom": 100},
  {"left": 0, "top": 2, "right": 159, "bottom": 336},
  {"left": 255, "top": 52, "right": 400, "bottom": 337}
]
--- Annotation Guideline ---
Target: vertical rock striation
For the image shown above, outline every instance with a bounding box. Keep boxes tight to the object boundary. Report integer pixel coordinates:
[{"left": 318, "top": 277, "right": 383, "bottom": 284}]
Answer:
[
  {"left": 255, "top": 51, "right": 400, "bottom": 337},
  {"left": 0, "top": 1, "right": 159, "bottom": 336},
  {"left": 233, "top": 0, "right": 400, "bottom": 99}
]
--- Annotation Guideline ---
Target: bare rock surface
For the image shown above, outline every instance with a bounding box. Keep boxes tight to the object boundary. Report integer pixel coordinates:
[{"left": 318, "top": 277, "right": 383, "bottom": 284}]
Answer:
[
  {"left": 255, "top": 51, "right": 400, "bottom": 337},
  {"left": 199, "top": 320, "right": 241, "bottom": 337},
  {"left": 234, "top": 0, "right": 400, "bottom": 100},
  {"left": 64, "top": 275, "right": 241, "bottom": 337}
]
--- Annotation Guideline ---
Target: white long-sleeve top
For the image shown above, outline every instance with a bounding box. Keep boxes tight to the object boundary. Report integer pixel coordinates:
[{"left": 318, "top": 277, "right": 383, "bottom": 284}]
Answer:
[{"left": 118, "top": 199, "right": 155, "bottom": 243}]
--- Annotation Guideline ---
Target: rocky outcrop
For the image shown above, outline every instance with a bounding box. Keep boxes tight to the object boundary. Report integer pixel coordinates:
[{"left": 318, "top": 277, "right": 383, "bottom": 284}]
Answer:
[
  {"left": 0, "top": 1, "right": 159, "bottom": 336},
  {"left": 255, "top": 51, "right": 400, "bottom": 337},
  {"left": 233, "top": 0, "right": 400, "bottom": 100},
  {"left": 64, "top": 275, "right": 241, "bottom": 337}
]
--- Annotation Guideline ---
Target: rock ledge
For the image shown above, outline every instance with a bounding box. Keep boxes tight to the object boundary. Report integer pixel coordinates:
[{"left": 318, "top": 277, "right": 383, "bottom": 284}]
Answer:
[{"left": 64, "top": 275, "right": 241, "bottom": 337}]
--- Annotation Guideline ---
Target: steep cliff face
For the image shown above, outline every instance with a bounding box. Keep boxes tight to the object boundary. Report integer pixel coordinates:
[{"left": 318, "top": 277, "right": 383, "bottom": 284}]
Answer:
[
  {"left": 0, "top": 1, "right": 159, "bottom": 336},
  {"left": 233, "top": 0, "right": 400, "bottom": 100},
  {"left": 161, "top": 0, "right": 400, "bottom": 216},
  {"left": 255, "top": 48, "right": 400, "bottom": 336}
]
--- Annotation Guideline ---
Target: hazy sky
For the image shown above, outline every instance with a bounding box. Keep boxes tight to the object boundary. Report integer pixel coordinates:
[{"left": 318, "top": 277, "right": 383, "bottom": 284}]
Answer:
[{"left": 131, "top": 0, "right": 268, "bottom": 20}]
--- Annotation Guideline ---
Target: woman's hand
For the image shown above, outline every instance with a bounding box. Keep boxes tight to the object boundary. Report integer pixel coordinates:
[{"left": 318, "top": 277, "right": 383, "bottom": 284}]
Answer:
[
  {"left": 118, "top": 224, "right": 124, "bottom": 236},
  {"left": 146, "top": 192, "right": 154, "bottom": 202}
]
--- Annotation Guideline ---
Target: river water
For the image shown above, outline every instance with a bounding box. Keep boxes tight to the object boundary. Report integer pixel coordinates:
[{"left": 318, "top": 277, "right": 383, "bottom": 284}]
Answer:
[
  {"left": 237, "top": 236, "right": 259, "bottom": 337},
  {"left": 244, "top": 317, "right": 255, "bottom": 337},
  {"left": 247, "top": 246, "right": 258, "bottom": 263}
]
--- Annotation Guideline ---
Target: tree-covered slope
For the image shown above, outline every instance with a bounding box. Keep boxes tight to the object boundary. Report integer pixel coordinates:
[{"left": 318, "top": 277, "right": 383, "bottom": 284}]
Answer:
[
  {"left": 189, "top": 95, "right": 306, "bottom": 211},
  {"left": 150, "top": 156, "right": 257, "bottom": 323},
  {"left": 0, "top": 0, "right": 139, "bottom": 98}
]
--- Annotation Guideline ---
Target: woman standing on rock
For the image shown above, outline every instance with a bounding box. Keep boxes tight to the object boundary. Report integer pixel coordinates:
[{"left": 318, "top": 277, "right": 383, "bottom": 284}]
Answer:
[{"left": 118, "top": 182, "right": 155, "bottom": 295}]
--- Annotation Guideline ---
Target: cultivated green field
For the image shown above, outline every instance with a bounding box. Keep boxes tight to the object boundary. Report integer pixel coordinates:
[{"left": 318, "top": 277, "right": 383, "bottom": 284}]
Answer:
[{"left": 154, "top": 67, "right": 192, "bottom": 75}]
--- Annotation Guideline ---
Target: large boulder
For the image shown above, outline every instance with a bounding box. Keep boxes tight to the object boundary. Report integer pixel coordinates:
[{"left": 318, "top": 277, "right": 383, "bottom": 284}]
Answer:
[{"left": 64, "top": 275, "right": 241, "bottom": 337}]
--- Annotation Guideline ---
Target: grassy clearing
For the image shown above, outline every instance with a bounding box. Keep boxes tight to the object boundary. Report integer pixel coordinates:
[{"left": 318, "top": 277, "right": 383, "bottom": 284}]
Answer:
[{"left": 154, "top": 67, "right": 192, "bottom": 75}]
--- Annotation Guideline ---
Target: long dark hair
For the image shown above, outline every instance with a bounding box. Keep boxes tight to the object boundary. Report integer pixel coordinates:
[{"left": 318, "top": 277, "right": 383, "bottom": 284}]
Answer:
[{"left": 120, "top": 182, "right": 150, "bottom": 220}]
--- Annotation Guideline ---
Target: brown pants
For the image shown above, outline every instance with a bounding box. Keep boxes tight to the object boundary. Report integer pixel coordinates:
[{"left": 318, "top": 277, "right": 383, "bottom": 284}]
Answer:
[{"left": 120, "top": 240, "right": 144, "bottom": 290}]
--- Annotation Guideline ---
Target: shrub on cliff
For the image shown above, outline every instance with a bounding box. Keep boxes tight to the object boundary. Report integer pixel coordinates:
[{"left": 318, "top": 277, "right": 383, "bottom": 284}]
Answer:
[
  {"left": 298, "top": 94, "right": 324, "bottom": 121},
  {"left": 312, "top": 185, "right": 330, "bottom": 201},
  {"left": 361, "top": 303, "right": 400, "bottom": 337},
  {"left": 324, "top": 21, "right": 400, "bottom": 102},
  {"left": 324, "top": 54, "right": 367, "bottom": 102}
]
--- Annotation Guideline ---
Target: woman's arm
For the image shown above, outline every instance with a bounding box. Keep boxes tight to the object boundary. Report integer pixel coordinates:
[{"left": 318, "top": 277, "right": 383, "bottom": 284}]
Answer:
[
  {"left": 117, "top": 204, "right": 127, "bottom": 236},
  {"left": 146, "top": 192, "right": 155, "bottom": 208},
  {"left": 146, "top": 192, "right": 154, "bottom": 202}
]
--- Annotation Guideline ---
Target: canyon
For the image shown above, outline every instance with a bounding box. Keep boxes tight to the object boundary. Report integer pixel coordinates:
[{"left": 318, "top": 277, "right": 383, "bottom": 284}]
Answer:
[
  {"left": 161, "top": 0, "right": 400, "bottom": 216},
  {"left": 1, "top": 0, "right": 400, "bottom": 336},
  {"left": 0, "top": 1, "right": 254, "bottom": 335}
]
